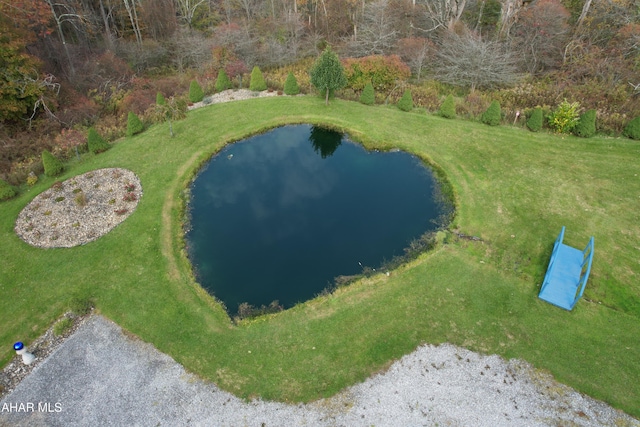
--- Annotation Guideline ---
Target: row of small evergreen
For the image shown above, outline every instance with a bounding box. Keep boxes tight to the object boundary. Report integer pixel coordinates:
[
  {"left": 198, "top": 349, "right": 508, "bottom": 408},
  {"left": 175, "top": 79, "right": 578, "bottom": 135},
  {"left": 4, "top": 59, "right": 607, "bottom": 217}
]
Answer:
[
  {"left": 361, "top": 85, "right": 640, "bottom": 140},
  {"left": 188, "top": 66, "right": 301, "bottom": 103}
]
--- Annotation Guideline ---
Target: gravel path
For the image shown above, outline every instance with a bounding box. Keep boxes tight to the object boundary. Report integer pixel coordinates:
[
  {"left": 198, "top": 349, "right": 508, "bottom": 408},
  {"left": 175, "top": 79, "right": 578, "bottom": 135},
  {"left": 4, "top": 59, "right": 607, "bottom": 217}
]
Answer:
[{"left": 1, "top": 316, "right": 637, "bottom": 427}]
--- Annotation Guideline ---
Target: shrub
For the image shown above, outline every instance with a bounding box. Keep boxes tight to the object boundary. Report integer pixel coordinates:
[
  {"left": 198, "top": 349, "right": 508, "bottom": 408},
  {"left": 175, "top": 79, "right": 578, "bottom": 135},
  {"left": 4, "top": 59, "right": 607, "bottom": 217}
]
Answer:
[
  {"left": 215, "top": 69, "right": 233, "bottom": 92},
  {"left": 439, "top": 94, "right": 456, "bottom": 119},
  {"left": 26, "top": 172, "right": 38, "bottom": 186},
  {"left": 481, "top": 100, "right": 501, "bottom": 126},
  {"left": 249, "top": 66, "right": 267, "bottom": 91},
  {"left": 283, "top": 72, "right": 299, "bottom": 95},
  {"left": 548, "top": 100, "right": 580, "bottom": 134},
  {"left": 623, "top": 116, "right": 640, "bottom": 140},
  {"left": 574, "top": 109, "right": 597, "bottom": 137},
  {"left": 397, "top": 89, "right": 414, "bottom": 112},
  {"left": 156, "top": 92, "right": 166, "bottom": 105},
  {"left": 0, "top": 179, "right": 16, "bottom": 201},
  {"left": 87, "top": 128, "right": 110, "bottom": 154},
  {"left": 526, "top": 107, "right": 543, "bottom": 132},
  {"left": 42, "top": 150, "right": 64, "bottom": 177},
  {"left": 189, "top": 80, "right": 204, "bottom": 103},
  {"left": 126, "top": 111, "right": 144, "bottom": 137},
  {"left": 342, "top": 55, "right": 411, "bottom": 93},
  {"left": 360, "top": 82, "right": 375, "bottom": 105}
]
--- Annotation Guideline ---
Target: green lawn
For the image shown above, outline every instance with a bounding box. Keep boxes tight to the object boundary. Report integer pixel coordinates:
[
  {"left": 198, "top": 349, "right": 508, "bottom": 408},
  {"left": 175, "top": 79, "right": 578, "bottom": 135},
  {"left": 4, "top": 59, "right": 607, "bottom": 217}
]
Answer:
[{"left": 1, "top": 96, "right": 639, "bottom": 418}]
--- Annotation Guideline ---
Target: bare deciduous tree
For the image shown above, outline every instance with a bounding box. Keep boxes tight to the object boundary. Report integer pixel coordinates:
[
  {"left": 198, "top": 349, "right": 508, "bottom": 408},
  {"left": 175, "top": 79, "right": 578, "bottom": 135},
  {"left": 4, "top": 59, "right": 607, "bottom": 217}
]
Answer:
[
  {"left": 346, "top": 0, "right": 398, "bottom": 56},
  {"left": 434, "top": 31, "right": 519, "bottom": 91}
]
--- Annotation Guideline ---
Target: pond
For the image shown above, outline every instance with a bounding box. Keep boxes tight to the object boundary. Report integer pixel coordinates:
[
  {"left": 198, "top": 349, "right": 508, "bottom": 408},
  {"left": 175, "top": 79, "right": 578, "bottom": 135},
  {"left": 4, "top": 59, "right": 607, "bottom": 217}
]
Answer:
[{"left": 185, "top": 125, "right": 450, "bottom": 317}]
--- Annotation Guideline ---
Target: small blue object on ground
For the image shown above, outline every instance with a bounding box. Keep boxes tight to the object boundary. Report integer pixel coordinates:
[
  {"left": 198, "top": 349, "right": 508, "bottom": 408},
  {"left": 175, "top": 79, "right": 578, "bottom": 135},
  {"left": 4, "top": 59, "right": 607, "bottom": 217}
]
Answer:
[{"left": 538, "top": 226, "right": 594, "bottom": 311}]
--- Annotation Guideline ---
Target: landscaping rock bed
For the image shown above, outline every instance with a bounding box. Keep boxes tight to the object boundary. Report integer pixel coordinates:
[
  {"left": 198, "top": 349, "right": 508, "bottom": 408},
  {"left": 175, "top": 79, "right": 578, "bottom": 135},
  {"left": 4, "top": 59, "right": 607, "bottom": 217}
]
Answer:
[{"left": 14, "top": 168, "right": 142, "bottom": 248}]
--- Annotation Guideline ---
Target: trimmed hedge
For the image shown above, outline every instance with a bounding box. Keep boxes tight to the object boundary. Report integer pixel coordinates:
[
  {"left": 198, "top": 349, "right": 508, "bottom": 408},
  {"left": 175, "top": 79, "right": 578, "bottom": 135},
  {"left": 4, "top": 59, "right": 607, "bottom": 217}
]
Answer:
[
  {"left": 574, "top": 109, "right": 596, "bottom": 137},
  {"left": 481, "top": 101, "right": 501, "bottom": 126},
  {"left": 397, "top": 89, "right": 413, "bottom": 112},
  {"left": 284, "top": 72, "right": 300, "bottom": 96},
  {"left": 250, "top": 66, "right": 267, "bottom": 91},
  {"left": 526, "top": 107, "right": 543, "bottom": 132},
  {"left": 42, "top": 150, "right": 64, "bottom": 177},
  {"left": 623, "top": 116, "right": 640, "bottom": 140},
  {"left": 189, "top": 80, "right": 204, "bottom": 103},
  {"left": 87, "top": 128, "right": 110, "bottom": 154},
  {"left": 359, "top": 82, "right": 375, "bottom": 105},
  {"left": 0, "top": 179, "right": 16, "bottom": 201},
  {"left": 215, "top": 69, "right": 232, "bottom": 92},
  {"left": 126, "top": 112, "right": 144, "bottom": 137},
  {"left": 439, "top": 94, "right": 456, "bottom": 119}
]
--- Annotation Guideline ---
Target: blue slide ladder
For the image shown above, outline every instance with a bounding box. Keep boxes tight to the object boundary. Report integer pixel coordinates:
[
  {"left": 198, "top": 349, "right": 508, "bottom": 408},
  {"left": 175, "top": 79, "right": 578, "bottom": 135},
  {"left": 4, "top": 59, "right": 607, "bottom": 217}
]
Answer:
[{"left": 538, "top": 226, "right": 594, "bottom": 310}]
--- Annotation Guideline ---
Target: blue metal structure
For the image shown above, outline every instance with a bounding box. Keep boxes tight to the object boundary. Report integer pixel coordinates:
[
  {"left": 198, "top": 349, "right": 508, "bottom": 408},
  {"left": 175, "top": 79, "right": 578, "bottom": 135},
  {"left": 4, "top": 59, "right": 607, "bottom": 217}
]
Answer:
[{"left": 538, "top": 226, "right": 595, "bottom": 310}]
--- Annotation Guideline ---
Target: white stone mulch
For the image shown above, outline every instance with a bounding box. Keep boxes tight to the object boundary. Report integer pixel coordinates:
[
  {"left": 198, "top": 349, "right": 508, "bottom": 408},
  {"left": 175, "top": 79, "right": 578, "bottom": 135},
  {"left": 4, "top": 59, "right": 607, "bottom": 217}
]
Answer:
[{"left": 14, "top": 168, "right": 142, "bottom": 248}]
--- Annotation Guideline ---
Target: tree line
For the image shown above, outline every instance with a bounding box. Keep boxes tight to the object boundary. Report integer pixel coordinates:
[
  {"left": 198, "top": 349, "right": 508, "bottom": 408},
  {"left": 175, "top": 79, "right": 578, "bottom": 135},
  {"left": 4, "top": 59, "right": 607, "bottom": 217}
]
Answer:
[{"left": 1, "top": 0, "right": 639, "bottom": 178}]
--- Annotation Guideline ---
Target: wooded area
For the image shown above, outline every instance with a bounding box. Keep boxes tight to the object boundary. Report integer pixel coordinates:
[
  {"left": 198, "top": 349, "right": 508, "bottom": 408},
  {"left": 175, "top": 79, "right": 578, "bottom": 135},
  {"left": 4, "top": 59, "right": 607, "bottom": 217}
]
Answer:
[{"left": 1, "top": 0, "right": 639, "bottom": 183}]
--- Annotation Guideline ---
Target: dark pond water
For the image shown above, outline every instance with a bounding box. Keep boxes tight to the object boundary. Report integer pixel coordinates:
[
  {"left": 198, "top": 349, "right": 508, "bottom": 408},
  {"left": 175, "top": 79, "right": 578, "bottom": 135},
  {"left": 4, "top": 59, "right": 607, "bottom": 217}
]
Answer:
[{"left": 186, "top": 125, "right": 449, "bottom": 316}]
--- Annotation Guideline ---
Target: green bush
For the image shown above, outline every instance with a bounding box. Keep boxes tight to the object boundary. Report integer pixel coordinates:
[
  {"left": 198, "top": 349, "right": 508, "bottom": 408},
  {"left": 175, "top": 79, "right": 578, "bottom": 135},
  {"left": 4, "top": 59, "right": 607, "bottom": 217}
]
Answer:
[
  {"left": 439, "top": 94, "right": 456, "bottom": 119},
  {"left": 189, "top": 80, "right": 204, "bottom": 103},
  {"left": 481, "top": 100, "right": 501, "bottom": 126},
  {"left": 283, "top": 72, "right": 300, "bottom": 95},
  {"left": 0, "top": 179, "right": 16, "bottom": 201},
  {"left": 215, "top": 69, "right": 232, "bottom": 92},
  {"left": 574, "top": 109, "right": 596, "bottom": 137},
  {"left": 359, "top": 82, "right": 375, "bottom": 105},
  {"left": 250, "top": 66, "right": 267, "bottom": 91},
  {"left": 548, "top": 100, "right": 580, "bottom": 134},
  {"left": 126, "top": 111, "right": 144, "bottom": 137},
  {"left": 42, "top": 150, "right": 64, "bottom": 177},
  {"left": 623, "top": 116, "right": 640, "bottom": 140},
  {"left": 397, "top": 89, "right": 414, "bottom": 112},
  {"left": 156, "top": 92, "right": 166, "bottom": 105},
  {"left": 526, "top": 107, "right": 543, "bottom": 132},
  {"left": 87, "top": 128, "right": 110, "bottom": 154}
]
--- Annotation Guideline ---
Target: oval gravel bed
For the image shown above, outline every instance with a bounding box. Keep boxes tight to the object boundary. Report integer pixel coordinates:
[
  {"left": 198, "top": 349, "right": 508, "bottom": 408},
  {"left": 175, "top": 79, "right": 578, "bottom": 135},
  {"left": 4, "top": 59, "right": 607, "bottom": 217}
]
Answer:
[{"left": 14, "top": 168, "right": 142, "bottom": 248}]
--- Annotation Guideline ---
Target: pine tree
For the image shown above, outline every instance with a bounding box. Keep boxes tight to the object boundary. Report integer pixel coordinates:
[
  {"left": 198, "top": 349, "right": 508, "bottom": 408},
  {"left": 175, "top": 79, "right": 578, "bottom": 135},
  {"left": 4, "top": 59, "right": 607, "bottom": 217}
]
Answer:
[
  {"left": 126, "top": 112, "right": 144, "bottom": 137},
  {"left": 439, "top": 94, "right": 456, "bottom": 119},
  {"left": 481, "top": 101, "right": 501, "bottom": 126},
  {"left": 310, "top": 46, "right": 347, "bottom": 105},
  {"left": 574, "top": 109, "right": 596, "bottom": 137},
  {"left": 397, "top": 89, "right": 413, "bottom": 112},
  {"left": 526, "top": 107, "right": 543, "bottom": 132},
  {"left": 189, "top": 80, "right": 204, "bottom": 103},
  {"left": 284, "top": 72, "right": 300, "bottom": 95},
  {"left": 623, "top": 116, "right": 640, "bottom": 140},
  {"left": 359, "top": 82, "right": 375, "bottom": 105},
  {"left": 42, "top": 150, "right": 64, "bottom": 177},
  {"left": 87, "top": 128, "right": 110, "bottom": 153},
  {"left": 156, "top": 92, "right": 166, "bottom": 105},
  {"left": 249, "top": 66, "right": 267, "bottom": 91},
  {"left": 215, "top": 69, "right": 232, "bottom": 92}
]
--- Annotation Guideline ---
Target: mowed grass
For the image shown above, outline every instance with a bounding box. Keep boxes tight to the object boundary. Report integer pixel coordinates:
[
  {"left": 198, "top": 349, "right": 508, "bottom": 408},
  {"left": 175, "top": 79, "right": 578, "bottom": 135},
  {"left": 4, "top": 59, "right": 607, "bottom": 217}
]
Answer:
[{"left": 1, "top": 96, "right": 639, "bottom": 417}]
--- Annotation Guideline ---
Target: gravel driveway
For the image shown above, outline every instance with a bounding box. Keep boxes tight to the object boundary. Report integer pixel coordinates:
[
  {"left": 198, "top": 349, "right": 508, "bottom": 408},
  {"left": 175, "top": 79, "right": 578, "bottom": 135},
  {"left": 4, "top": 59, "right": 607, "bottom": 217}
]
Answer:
[{"left": 1, "top": 316, "right": 637, "bottom": 427}]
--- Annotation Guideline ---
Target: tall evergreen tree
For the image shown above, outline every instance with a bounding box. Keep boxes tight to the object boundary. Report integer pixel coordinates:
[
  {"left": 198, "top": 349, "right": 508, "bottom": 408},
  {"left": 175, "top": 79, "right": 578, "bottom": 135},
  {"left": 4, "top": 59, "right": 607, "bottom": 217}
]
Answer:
[{"left": 310, "top": 47, "right": 347, "bottom": 105}]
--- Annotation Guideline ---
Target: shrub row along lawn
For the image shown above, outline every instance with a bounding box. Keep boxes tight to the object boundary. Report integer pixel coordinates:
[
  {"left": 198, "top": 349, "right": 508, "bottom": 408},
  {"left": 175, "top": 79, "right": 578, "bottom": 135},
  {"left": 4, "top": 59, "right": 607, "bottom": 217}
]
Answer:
[{"left": 1, "top": 96, "right": 639, "bottom": 418}]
